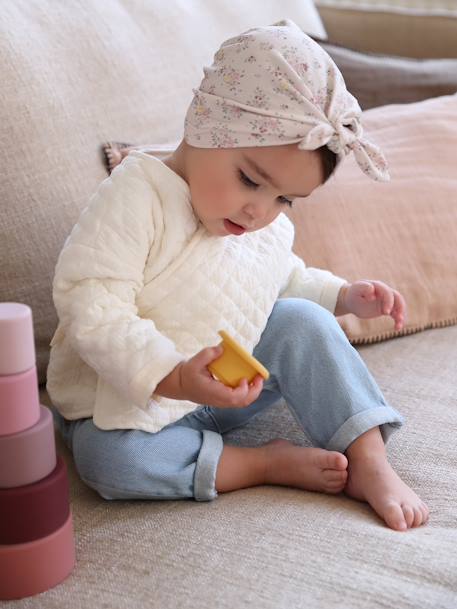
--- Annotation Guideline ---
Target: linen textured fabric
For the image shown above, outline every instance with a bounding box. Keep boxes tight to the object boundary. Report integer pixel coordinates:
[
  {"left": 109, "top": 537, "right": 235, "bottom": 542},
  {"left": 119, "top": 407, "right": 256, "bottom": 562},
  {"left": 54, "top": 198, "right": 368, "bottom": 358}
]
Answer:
[
  {"left": 320, "top": 41, "right": 457, "bottom": 110},
  {"left": 184, "top": 19, "right": 389, "bottom": 181},
  {"left": 317, "top": 4, "right": 457, "bottom": 58},
  {"left": 46, "top": 151, "right": 346, "bottom": 432}
]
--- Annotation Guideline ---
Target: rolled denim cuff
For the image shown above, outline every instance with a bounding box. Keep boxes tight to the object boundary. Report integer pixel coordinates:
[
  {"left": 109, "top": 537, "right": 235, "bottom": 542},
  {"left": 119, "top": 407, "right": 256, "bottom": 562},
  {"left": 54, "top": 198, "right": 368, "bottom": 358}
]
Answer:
[
  {"left": 326, "top": 406, "right": 405, "bottom": 453},
  {"left": 194, "top": 429, "right": 224, "bottom": 501}
]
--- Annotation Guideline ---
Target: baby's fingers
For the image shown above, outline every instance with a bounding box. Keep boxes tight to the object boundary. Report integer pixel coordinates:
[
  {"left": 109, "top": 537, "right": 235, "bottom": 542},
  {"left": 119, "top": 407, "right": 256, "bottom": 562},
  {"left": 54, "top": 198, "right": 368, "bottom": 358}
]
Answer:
[
  {"left": 231, "top": 375, "right": 264, "bottom": 407},
  {"left": 391, "top": 290, "right": 407, "bottom": 330},
  {"left": 247, "top": 374, "right": 264, "bottom": 400},
  {"left": 204, "top": 377, "right": 249, "bottom": 408},
  {"left": 373, "top": 282, "right": 395, "bottom": 315}
]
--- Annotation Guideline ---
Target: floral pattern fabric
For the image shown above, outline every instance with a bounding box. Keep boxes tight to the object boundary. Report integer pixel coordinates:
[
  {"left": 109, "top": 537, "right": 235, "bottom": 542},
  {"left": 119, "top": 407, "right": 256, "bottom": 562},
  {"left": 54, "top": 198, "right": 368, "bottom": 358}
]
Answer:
[{"left": 184, "top": 19, "right": 389, "bottom": 182}]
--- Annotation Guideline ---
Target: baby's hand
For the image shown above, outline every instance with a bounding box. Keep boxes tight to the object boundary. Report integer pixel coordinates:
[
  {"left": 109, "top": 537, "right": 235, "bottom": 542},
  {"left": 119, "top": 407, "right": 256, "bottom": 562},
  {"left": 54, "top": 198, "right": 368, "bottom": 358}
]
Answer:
[
  {"left": 338, "top": 280, "right": 406, "bottom": 331},
  {"left": 156, "top": 346, "right": 264, "bottom": 408}
]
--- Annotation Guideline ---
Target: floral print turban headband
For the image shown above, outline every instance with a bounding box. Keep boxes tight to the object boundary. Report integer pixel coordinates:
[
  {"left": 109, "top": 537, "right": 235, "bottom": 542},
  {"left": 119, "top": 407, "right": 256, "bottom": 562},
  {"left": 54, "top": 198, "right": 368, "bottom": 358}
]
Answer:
[{"left": 184, "top": 19, "right": 389, "bottom": 181}]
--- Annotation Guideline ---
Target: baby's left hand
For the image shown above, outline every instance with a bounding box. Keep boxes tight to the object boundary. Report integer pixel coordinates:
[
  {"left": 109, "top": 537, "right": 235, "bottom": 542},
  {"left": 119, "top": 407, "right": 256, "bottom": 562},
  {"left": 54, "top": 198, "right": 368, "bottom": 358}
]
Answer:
[{"left": 337, "top": 280, "right": 406, "bottom": 331}]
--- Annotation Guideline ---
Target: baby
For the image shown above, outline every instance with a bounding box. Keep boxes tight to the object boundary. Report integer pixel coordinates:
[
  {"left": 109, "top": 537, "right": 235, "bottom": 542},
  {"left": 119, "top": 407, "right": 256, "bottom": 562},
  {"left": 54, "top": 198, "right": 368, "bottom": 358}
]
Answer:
[{"left": 48, "top": 20, "right": 428, "bottom": 531}]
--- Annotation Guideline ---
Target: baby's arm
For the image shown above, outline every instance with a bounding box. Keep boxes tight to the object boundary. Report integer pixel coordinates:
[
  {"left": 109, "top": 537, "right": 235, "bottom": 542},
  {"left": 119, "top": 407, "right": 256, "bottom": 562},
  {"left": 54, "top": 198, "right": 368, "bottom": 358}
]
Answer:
[
  {"left": 52, "top": 158, "right": 184, "bottom": 409},
  {"left": 280, "top": 254, "right": 406, "bottom": 328},
  {"left": 279, "top": 252, "right": 347, "bottom": 314}
]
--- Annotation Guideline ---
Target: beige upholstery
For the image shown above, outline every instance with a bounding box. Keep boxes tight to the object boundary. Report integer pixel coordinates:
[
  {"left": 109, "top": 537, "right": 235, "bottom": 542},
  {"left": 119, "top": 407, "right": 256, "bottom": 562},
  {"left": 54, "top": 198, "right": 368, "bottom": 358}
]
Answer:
[
  {"left": 318, "top": 5, "right": 457, "bottom": 57},
  {"left": 39, "top": 325, "right": 457, "bottom": 608},
  {"left": 321, "top": 41, "right": 457, "bottom": 109}
]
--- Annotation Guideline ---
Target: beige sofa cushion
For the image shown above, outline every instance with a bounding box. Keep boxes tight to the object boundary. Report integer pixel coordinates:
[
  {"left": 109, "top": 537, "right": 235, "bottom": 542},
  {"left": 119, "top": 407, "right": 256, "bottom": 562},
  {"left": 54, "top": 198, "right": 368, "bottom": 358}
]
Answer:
[
  {"left": 287, "top": 93, "right": 457, "bottom": 344},
  {"left": 320, "top": 41, "right": 457, "bottom": 109},
  {"left": 317, "top": 3, "right": 457, "bottom": 57},
  {"left": 0, "top": 0, "right": 325, "bottom": 384}
]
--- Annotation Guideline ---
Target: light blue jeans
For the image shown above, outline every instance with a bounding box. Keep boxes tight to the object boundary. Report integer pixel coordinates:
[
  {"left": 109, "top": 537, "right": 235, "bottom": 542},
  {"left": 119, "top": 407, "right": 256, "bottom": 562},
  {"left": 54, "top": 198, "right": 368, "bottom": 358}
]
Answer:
[{"left": 52, "top": 299, "right": 404, "bottom": 502}]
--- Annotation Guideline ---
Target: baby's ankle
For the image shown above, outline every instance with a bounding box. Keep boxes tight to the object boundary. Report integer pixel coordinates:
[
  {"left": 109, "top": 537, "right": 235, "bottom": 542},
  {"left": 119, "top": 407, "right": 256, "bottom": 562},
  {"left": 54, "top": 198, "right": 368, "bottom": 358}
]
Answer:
[
  {"left": 346, "top": 426, "right": 386, "bottom": 462},
  {"left": 263, "top": 439, "right": 289, "bottom": 485}
]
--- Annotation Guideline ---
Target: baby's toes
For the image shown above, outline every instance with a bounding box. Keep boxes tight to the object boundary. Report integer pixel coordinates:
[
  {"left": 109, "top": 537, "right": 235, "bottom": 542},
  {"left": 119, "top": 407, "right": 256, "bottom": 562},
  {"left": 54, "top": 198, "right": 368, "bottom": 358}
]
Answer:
[
  {"left": 402, "top": 501, "right": 429, "bottom": 528},
  {"left": 324, "top": 469, "right": 348, "bottom": 482},
  {"left": 412, "top": 502, "right": 430, "bottom": 527},
  {"left": 323, "top": 451, "right": 348, "bottom": 471},
  {"left": 325, "top": 481, "right": 345, "bottom": 494},
  {"left": 412, "top": 506, "right": 425, "bottom": 528},
  {"left": 384, "top": 501, "right": 407, "bottom": 532},
  {"left": 323, "top": 469, "right": 347, "bottom": 493},
  {"left": 420, "top": 501, "right": 430, "bottom": 523},
  {"left": 402, "top": 504, "right": 415, "bottom": 528}
]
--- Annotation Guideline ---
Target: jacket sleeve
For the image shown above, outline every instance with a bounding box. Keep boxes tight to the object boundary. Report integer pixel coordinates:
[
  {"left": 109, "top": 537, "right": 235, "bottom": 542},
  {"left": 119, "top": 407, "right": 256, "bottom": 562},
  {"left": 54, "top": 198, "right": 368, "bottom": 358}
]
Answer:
[
  {"left": 279, "top": 251, "right": 347, "bottom": 313},
  {"left": 52, "top": 157, "right": 185, "bottom": 409}
]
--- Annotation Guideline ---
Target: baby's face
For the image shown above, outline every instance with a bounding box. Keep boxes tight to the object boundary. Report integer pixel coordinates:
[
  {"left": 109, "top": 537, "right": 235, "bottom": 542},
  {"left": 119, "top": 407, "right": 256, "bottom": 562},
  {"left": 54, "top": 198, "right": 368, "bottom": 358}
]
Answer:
[{"left": 174, "top": 143, "right": 324, "bottom": 236}]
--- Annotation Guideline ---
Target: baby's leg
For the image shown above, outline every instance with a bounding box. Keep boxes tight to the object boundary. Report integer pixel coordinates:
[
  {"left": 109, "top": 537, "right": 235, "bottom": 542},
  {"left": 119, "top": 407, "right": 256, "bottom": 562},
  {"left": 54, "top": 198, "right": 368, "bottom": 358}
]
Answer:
[
  {"left": 53, "top": 408, "right": 224, "bottom": 501},
  {"left": 182, "top": 405, "right": 348, "bottom": 495},
  {"left": 54, "top": 405, "right": 344, "bottom": 501},
  {"left": 246, "top": 298, "right": 428, "bottom": 530},
  {"left": 216, "top": 439, "right": 348, "bottom": 495}
]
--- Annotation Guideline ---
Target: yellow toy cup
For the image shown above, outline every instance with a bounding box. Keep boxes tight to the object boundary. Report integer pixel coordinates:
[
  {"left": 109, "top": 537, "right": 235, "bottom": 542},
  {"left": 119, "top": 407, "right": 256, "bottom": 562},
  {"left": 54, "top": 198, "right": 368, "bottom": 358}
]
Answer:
[{"left": 208, "top": 330, "right": 270, "bottom": 388}]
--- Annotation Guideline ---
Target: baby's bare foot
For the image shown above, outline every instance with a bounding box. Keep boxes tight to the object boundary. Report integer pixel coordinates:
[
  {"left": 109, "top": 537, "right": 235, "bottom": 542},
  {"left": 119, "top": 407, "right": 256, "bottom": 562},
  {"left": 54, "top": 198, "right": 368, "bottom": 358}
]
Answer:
[
  {"left": 102, "top": 142, "right": 133, "bottom": 174},
  {"left": 265, "top": 439, "right": 348, "bottom": 494},
  {"left": 345, "top": 455, "right": 429, "bottom": 531}
]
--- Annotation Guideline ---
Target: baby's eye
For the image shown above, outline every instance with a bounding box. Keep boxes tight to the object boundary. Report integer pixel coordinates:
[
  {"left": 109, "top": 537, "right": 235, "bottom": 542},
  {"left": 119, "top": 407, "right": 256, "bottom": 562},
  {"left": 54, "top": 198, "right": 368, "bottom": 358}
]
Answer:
[
  {"left": 238, "top": 170, "right": 259, "bottom": 189},
  {"left": 239, "top": 169, "right": 293, "bottom": 206},
  {"left": 278, "top": 196, "right": 293, "bottom": 207}
]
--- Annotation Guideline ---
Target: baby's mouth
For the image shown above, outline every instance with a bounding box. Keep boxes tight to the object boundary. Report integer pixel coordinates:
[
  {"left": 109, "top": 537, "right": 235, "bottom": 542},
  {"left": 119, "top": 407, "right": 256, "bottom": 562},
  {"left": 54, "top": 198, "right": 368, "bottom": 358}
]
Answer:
[{"left": 224, "top": 219, "right": 246, "bottom": 236}]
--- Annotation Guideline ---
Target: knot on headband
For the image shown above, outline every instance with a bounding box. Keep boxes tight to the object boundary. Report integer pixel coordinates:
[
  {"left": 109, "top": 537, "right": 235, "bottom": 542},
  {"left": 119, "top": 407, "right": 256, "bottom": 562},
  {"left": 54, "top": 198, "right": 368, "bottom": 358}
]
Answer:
[
  {"left": 298, "top": 118, "right": 360, "bottom": 155},
  {"left": 184, "top": 20, "right": 390, "bottom": 182},
  {"left": 327, "top": 120, "right": 360, "bottom": 155}
]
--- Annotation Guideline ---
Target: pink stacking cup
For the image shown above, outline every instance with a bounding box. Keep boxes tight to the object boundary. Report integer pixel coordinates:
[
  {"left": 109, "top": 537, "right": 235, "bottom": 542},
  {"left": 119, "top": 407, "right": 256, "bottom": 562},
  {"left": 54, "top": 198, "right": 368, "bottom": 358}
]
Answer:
[
  {"left": 0, "top": 303, "right": 36, "bottom": 375},
  {"left": 0, "top": 303, "right": 40, "bottom": 435},
  {"left": 0, "top": 513, "right": 75, "bottom": 600},
  {"left": 0, "top": 405, "right": 56, "bottom": 488},
  {"left": 0, "top": 367, "right": 40, "bottom": 436}
]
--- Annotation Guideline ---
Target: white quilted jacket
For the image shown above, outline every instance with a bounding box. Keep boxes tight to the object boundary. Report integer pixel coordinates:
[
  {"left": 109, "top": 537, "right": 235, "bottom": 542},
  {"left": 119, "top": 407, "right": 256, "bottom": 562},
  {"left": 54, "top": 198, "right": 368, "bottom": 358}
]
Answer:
[{"left": 47, "top": 151, "right": 346, "bottom": 432}]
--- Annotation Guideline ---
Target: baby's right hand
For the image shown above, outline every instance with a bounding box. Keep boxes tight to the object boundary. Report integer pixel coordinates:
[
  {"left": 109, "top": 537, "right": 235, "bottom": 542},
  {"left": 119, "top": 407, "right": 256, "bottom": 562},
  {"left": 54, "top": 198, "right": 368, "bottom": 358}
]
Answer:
[{"left": 155, "top": 346, "right": 264, "bottom": 408}]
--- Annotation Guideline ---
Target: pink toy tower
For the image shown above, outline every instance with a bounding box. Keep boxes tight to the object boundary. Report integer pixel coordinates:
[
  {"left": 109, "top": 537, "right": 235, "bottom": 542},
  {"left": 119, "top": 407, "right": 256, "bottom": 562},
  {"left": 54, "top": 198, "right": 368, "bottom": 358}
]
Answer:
[{"left": 0, "top": 303, "right": 75, "bottom": 600}]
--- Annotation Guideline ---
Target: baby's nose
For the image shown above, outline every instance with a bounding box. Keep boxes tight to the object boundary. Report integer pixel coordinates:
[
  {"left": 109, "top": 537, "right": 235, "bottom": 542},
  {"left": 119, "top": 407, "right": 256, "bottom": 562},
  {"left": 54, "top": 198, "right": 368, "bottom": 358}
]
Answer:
[{"left": 242, "top": 201, "right": 267, "bottom": 222}]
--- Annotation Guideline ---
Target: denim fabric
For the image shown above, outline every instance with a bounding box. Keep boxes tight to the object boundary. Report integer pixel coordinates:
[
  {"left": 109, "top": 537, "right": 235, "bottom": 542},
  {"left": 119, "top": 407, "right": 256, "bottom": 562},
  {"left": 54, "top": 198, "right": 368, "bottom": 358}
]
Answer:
[{"left": 53, "top": 298, "right": 404, "bottom": 502}]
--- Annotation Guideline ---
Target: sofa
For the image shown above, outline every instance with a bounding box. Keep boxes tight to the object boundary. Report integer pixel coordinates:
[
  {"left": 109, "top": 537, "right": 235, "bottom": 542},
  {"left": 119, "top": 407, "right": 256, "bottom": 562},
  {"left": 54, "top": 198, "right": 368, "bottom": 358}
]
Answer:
[{"left": 1, "top": 1, "right": 457, "bottom": 607}]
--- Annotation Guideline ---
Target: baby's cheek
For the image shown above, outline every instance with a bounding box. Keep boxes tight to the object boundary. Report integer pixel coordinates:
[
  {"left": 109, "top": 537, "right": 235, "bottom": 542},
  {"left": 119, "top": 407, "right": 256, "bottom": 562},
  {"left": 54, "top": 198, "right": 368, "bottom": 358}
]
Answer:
[
  {"left": 204, "top": 178, "right": 233, "bottom": 206},
  {"left": 263, "top": 207, "right": 282, "bottom": 228},
  {"left": 190, "top": 179, "right": 215, "bottom": 208}
]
